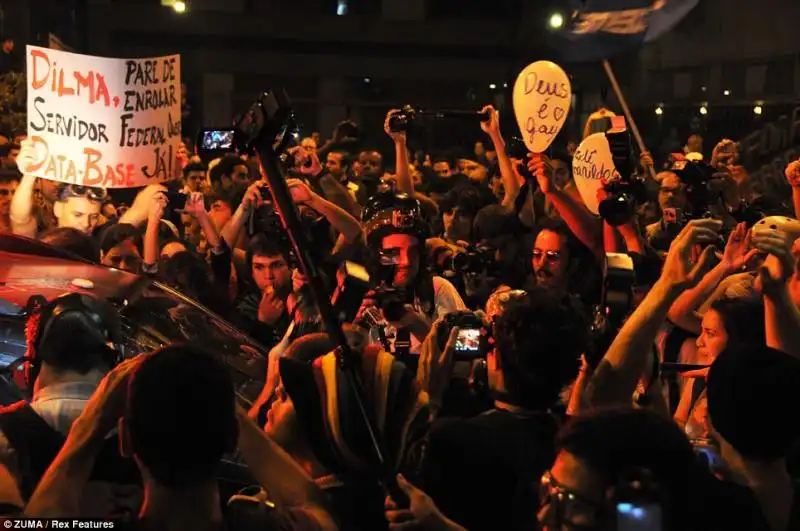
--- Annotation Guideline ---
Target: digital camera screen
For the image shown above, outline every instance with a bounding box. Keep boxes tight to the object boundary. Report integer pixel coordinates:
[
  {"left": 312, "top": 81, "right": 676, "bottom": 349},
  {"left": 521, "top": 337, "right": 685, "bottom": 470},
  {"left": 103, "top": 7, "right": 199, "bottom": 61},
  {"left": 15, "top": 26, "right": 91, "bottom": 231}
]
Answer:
[
  {"left": 617, "top": 502, "right": 662, "bottom": 531},
  {"left": 201, "top": 129, "right": 235, "bottom": 151},
  {"left": 455, "top": 328, "right": 481, "bottom": 353}
]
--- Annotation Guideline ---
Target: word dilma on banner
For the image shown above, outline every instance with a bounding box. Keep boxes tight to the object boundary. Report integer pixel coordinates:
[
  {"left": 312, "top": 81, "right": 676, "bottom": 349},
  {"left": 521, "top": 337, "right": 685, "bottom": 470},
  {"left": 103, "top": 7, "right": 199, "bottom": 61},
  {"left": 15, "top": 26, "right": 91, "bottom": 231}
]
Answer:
[
  {"left": 30, "top": 49, "right": 114, "bottom": 107},
  {"left": 26, "top": 135, "right": 174, "bottom": 187}
]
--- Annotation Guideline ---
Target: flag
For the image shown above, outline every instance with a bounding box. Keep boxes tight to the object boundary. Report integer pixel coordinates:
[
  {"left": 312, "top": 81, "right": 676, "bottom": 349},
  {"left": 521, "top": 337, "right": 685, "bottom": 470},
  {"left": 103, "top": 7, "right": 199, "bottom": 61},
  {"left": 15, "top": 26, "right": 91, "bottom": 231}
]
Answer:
[{"left": 554, "top": 0, "right": 699, "bottom": 62}]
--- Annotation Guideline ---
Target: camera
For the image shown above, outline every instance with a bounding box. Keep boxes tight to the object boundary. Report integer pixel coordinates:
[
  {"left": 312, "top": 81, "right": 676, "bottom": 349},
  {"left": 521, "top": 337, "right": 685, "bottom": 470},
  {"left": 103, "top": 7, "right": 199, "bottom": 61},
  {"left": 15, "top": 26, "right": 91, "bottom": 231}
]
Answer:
[
  {"left": 388, "top": 106, "right": 417, "bottom": 133},
  {"left": 434, "top": 243, "right": 499, "bottom": 276},
  {"left": 588, "top": 253, "right": 635, "bottom": 366},
  {"left": 437, "top": 311, "right": 487, "bottom": 360},
  {"left": 196, "top": 127, "right": 236, "bottom": 154},
  {"left": 166, "top": 191, "right": 187, "bottom": 211},
  {"left": 597, "top": 128, "right": 647, "bottom": 226},
  {"left": 671, "top": 159, "right": 721, "bottom": 219},
  {"left": 387, "top": 105, "right": 490, "bottom": 134},
  {"left": 373, "top": 285, "right": 408, "bottom": 323}
]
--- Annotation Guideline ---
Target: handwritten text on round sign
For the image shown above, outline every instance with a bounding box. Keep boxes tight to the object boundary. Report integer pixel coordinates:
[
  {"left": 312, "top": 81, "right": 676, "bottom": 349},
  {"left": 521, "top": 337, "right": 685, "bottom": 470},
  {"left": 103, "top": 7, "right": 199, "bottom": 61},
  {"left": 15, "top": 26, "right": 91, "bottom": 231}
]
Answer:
[{"left": 513, "top": 61, "right": 571, "bottom": 154}]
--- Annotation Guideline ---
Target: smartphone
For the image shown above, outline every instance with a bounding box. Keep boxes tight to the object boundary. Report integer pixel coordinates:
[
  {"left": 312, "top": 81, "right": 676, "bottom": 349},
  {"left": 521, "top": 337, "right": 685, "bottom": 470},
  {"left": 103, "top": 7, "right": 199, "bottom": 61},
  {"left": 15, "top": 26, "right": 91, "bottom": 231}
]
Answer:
[
  {"left": 197, "top": 128, "right": 236, "bottom": 153},
  {"left": 617, "top": 502, "right": 663, "bottom": 531},
  {"left": 454, "top": 327, "right": 482, "bottom": 358},
  {"left": 166, "top": 191, "right": 187, "bottom": 210}
]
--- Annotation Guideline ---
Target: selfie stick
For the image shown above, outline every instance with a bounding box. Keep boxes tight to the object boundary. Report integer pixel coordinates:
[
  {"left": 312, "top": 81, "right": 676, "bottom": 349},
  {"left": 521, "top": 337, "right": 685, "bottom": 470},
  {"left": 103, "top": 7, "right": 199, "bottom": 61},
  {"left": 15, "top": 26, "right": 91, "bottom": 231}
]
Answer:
[{"left": 245, "top": 94, "right": 390, "bottom": 483}]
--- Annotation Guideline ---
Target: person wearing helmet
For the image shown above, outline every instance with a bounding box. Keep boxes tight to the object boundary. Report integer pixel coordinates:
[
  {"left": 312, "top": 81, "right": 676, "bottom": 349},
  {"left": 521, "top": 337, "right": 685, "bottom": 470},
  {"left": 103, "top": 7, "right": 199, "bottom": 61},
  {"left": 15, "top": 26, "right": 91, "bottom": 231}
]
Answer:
[
  {"left": 357, "top": 191, "right": 466, "bottom": 361},
  {"left": 0, "top": 293, "right": 140, "bottom": 514}
]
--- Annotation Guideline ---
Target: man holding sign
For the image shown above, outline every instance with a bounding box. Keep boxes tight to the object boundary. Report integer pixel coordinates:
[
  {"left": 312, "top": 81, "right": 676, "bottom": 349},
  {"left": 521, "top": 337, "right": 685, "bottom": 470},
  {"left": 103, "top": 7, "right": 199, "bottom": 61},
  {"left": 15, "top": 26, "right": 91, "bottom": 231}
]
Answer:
[{"left": 10, "top": 47, "right": 182, "bottom": 239}]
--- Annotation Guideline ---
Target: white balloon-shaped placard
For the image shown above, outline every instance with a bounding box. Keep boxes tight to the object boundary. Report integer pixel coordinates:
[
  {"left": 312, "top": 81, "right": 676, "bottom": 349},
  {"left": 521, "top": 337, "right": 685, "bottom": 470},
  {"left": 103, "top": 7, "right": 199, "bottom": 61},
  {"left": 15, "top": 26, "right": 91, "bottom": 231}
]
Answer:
[
  {"left": 572, "top": 133, "right": 619, "bottom": 215},
  {"left": 513, "top": 61, "right": 571, "bottom": 153}
]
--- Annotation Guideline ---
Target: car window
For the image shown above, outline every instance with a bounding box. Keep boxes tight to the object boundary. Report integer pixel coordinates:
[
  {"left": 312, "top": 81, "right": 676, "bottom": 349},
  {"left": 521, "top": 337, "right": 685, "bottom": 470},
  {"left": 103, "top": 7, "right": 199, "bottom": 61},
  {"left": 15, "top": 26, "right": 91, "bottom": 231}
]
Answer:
[{"left": 119, "top": 282, "right": 267, "bottom": 405}]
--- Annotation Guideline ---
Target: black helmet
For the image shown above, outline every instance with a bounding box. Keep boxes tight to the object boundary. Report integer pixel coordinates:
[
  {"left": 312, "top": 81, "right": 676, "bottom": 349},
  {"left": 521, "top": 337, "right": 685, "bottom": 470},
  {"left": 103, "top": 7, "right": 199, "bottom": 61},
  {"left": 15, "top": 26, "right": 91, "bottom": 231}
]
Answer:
[
  {"left": 25, "top": 293, "right": 124, "bottom": 372},
  {"left": 362, "top": 191, "right": 430, "bottom": 246}
]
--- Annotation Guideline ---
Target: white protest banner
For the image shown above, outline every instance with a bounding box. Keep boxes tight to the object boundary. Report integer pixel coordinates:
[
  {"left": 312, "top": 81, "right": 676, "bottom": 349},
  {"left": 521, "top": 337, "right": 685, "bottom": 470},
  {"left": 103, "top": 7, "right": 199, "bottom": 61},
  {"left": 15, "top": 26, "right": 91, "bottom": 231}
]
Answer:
[
  {"left": 572, "top": 132, "right": 618, "bottom": 215},
  {"left": 512, "top": 60, "right": 571, "bottom": 153},
  {"left": 26, "top": 45, "right": 181, "bottom": 188}
]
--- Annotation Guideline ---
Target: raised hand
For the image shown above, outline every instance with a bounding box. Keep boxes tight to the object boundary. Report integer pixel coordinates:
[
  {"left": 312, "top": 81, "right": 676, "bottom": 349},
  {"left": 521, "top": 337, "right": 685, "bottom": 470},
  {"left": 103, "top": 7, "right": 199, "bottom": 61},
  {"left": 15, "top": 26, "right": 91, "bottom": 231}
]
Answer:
[
  {"left": 147, "top": 190, "right": 168, "bottom": 225},
  {"left": 527, "top": 153, "right": 552, "bottom": 194},
  {"left": 661, "top": 219, "right": 723, "bottom": 289},
  {"left": 258, "top": 287, "right": 286, "bottom": 326},
  {"left": 479, "top": 105, "right": 500, "bottom": 137},
  {"left": 785, "top": 160, "right": 800, "bottom": 188},
  {"left": 752, "top": 229, "right": 796, "bottom": 298},
  {"left": 16, "top": 138, "right": 37, "bottom": 174},
  {"left": 286, "top": 178, "right": 315, "bottom": 204},
  {"left": 721, "top": 222, "right": 759, "bottom": 273},
  {"left": 417, "top": 323, "right": 459, "bottom": 411},
  {"left": 384, "top": 109, "right": 407, "bottom": 143},
  {"left": 385, "top": 474, "right": 457, "bottom": 531},
  {"left": 182, "top": 192, "right": 207, "bottom": 218}
]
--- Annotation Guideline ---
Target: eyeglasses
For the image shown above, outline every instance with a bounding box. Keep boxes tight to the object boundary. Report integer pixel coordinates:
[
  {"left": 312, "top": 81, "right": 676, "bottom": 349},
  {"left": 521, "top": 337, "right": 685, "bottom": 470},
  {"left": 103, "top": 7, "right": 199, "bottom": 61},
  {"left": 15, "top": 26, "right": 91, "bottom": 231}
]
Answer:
[
  {"left": 539, "top": 470, "right": 601, "bottom": 529},
  {"left": 58, "top": 184, "right": 107, "bottom": 202},
  {"left": 532, "top": 249, "right": 562, "bottom": 261}
]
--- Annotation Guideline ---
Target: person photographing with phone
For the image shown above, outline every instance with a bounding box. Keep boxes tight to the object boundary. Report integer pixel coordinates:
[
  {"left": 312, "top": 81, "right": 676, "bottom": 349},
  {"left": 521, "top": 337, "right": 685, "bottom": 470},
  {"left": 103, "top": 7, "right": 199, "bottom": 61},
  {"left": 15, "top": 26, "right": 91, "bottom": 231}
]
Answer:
[{"left": 415, "top": 288, "right": 590, "bottom": 531}]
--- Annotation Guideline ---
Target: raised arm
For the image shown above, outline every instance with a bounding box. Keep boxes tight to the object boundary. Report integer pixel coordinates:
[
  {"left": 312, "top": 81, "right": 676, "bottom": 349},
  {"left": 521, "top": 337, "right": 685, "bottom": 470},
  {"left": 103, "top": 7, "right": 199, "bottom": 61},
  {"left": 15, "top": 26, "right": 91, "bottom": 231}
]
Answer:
[
  {"left": 26, "top": 357, "right": 144, "bottom": 518},
  {"left": 221, "top": 182, "right": 262, "bottom": 249},
  {"left": 385, "top": 109, "right": 414, "bottom": 198},
  {"left": 584, "top": 219, "right": 722, "bottom": 407},
  {"left": 9, "top": 173, "right": 38, "bottom": 238},
  {"left": 753, "top": 229, "right": 800, "bottom": 360},
  {"left": 142, "top": 190, "right": 168, "bottom": 271},
  {"left": 480, "top": 105, "right": 520, "bottom": 210},
  {"left": 786, "top": 160, "right": 800, "bottom": 219},
  {"left": 287, "top": 178, "right": 363, "bottom": 244},
  {"left": 528, "top": 154, "right": 603, "bottom": 258},
  {"left": 667, "top": 223, "right": 758, "bottom": 334},
  {"left": 9, "top": 140, "right": 39, "bottom": 237}
]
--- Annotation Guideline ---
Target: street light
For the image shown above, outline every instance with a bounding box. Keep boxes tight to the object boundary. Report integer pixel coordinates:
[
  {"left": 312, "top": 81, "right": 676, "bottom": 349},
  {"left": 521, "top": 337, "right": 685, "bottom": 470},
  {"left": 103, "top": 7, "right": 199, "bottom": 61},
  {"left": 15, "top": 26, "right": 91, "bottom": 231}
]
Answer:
[
  {"left": 753, "top": 104, "right": 763, "bottom": 116},
  {"left": 548, "top": 13, "right": 564, "bottom": 29},
  {"left": 489, "top": 83, "right": 497, "bottom": 90},
  {"left": 723, "top": 89, "right": 731, "bottom": 96},
  {"left": 655, "top": 106, "right": 664, "bottom": 116},
  {"left": 699, "top": 105, "right": 708, "bottom": 115},
  {"left": 173, "top": 0, "right": 187, "bottom": 13}
]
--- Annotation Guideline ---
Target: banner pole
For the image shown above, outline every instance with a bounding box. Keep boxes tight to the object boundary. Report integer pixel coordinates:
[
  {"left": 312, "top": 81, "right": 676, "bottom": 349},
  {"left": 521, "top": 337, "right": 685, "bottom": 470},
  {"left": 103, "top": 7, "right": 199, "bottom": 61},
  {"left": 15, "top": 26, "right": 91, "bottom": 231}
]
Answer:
[{"left": 602, "top": 59, "right": 656, "bottom": 180}]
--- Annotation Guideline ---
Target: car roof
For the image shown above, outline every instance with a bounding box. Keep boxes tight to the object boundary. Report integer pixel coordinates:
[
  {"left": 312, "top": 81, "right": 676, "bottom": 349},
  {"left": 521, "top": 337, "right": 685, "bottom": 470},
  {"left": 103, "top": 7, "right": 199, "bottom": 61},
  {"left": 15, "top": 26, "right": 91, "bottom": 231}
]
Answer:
[{"left": 0, "top": 235, "right": 139, "bottom": 314}]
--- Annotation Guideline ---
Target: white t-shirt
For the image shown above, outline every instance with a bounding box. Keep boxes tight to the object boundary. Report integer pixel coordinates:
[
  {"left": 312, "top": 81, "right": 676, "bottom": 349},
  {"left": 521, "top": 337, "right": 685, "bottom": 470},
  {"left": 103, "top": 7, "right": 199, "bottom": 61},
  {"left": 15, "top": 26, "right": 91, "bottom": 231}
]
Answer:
[{"left": 369, "top": 276, "right": 466, "bottom": 354}]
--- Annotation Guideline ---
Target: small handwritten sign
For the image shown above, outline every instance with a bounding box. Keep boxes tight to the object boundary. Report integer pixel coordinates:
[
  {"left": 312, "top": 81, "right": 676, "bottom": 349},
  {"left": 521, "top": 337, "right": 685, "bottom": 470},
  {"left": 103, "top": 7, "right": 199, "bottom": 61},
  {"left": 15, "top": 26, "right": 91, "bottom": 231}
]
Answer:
[
  {"left": 572, "top": 132, "right": 618, "bottom": 215},
  {"left": 512, "top": 61, "right": 571, "bottom": 153},
  {"left": 26, "top": 45, "right": 181, "bottom": 188}
]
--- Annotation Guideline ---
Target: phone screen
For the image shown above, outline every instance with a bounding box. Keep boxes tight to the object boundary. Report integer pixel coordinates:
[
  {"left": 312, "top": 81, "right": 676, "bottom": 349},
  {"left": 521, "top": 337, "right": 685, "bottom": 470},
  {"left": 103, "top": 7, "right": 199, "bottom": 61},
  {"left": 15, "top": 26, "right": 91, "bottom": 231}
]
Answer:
[
  {"left": 455, "top": 328, "right": 481, "bottom": 355},
  {"left": 201, "top": 129, "right": 235, "bottom": 151},
  {"left": 617, "top": 502, "right": 662, "bottom": 531}
]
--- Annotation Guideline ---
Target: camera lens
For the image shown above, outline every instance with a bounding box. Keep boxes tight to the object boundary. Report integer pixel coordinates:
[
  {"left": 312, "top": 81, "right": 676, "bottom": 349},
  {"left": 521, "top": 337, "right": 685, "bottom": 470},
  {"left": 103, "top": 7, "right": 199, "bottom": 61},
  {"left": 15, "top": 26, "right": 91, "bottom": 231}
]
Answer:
[{"left": 598, "top": 193, "right": 635, "bottom": 227}]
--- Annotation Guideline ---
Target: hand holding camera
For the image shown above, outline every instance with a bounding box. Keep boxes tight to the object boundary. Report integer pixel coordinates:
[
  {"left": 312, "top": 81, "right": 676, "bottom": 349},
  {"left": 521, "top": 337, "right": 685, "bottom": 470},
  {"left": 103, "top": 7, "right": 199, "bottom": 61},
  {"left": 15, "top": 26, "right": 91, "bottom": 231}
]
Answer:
[{"left": 384, "top": 109, "right": 408, "bottom": 143}]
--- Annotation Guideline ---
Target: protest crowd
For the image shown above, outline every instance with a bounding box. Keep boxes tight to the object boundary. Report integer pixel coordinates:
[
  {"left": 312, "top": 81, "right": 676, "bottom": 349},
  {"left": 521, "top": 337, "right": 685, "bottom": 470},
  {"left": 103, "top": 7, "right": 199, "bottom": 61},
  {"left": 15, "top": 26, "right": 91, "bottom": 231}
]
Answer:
[{"left": 2, "top": 9, "right": 800, "bottom": 531}]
